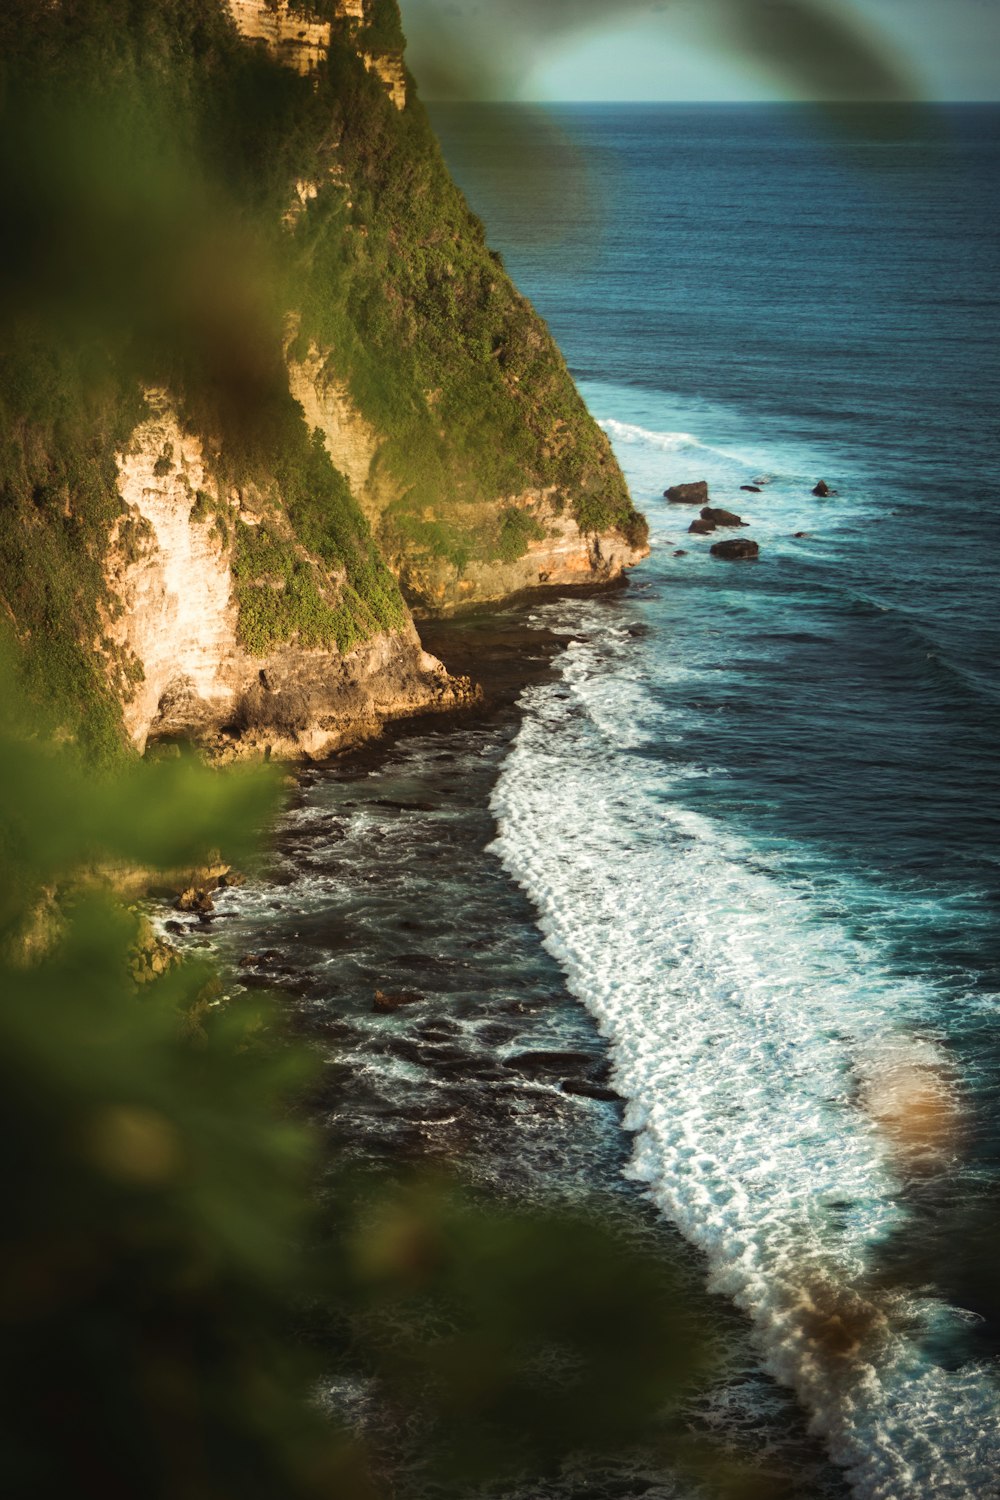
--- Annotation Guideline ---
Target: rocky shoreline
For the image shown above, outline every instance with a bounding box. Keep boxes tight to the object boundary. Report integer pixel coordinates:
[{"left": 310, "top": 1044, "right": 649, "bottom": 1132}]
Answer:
[{"left": 157, "top": 580, "right": 849, "bottom": 1500}]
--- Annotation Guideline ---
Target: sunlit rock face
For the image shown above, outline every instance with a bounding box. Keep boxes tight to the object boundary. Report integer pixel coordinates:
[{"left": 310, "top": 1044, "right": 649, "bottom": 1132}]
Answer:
[
  {"left": 227, "top": 0, "right": 407, "bottom": 107},
  {"left": 106, "top": 395, "right": 240, "bottom": 748},
  {"left": 286, "top": 343, "right": 381, "bottom": 512},
  {"left": 103, "top": 394, "right": 467, "bottom": 757},
  {"left": 289, "top": 352, "right": 648, "bottom": 612},
  {"left": 398, "top": 492, "right": 650, "bottom": 616},
  {"left": 361, "top": 49, "right": 407, "bottom": 109},
  {"left": 226, "top": 0, "right": 333, "bottom": 76}
]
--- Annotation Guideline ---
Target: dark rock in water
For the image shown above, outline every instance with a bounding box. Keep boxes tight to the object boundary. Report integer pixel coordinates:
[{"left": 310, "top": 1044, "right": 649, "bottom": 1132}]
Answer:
[
  {"left": 812, "top": 480, "right": 836, "bottom": 497},
  {"left": 373, "top": 988, "right": 425, "bottom": 1013},
  {"left": 740, "top": 484, "right": 762, "bottom": 493},
  {"left": 793, "top": 531, "right": 810, "bottom": 539},
  {"left": 688, "top": 518, "right": 716, "bottom": 534},
  {"left": 701, "top": 506, "right": 744, "bottom": 527},
  {"left": 561, "top": 1079, "right": 620, "bottom": 1103},
  {"left": 673, "top": 549, "right": 688, "bottom": 557},
  {"left": 176, "top": 886, "right": 214, "bottom": 915},
  {"left": 374, "top": 798, "right": 439, "bottom": 813},
  {"left": 415, "top": 1020, "right": 462, "bottom": 1041},
  {"left": 503, "top": 1049, "right": 597, "bottom": 1076},
  {"left": 711, "top": 538, "right": 760, "bottom": 561},
  {"left": 664, "top": 480, "right": 709, "bottom": 505}
]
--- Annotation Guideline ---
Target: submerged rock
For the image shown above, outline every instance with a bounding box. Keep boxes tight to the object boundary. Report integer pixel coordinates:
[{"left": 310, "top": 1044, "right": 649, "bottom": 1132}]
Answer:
[
  {"left": 673, "top": 549, "right": 688, "bottom": 557},
  {"left": 711, "top": 538, "right": 760, "bottom": 561},
  {"left": 373, "top": 989, "right": 425, "bottom": 1013},
  {"left": 561, "top": 1079, "right": 620, "bottom": 1103},
  {"left": 503, "top": 1049, "right": 597, "bottom": 1076},
  {"left": 701, "top": 506, "right": 744, "bottom": 527},
  {"left": 740, "top": 484, "right": 762, "bottom": 493},
  {"left": 664, "top": 480, "right": 709, "bottom": 505}
]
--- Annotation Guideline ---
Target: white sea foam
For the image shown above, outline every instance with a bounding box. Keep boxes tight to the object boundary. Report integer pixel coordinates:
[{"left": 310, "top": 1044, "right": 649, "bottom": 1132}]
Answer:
[
  {"left": 489, "top": 621, "right": 1000, "bottom": 1499},
  {"left": 598, "top": 415, "right": 761, "bottom": 472},
  {"left": 599, "top": 417, "right": 710, "bottom": 453}
]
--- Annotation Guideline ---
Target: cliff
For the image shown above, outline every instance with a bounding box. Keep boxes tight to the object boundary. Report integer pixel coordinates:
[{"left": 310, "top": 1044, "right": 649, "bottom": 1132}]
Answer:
[
  {"left": 104, "top": 393, "right": 468, "bottom": 758},
  {"left": 0, "top": 0, "right": 647, "bottom": 762}
]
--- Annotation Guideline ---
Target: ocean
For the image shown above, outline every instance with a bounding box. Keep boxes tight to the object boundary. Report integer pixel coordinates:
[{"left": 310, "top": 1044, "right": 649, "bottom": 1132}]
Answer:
[
  {"left": 178, "top": 106, "right": 1000, "bottom": 1497},
  {"left": 434, "top": 103, "right": 1000, "bottom": 1497}
]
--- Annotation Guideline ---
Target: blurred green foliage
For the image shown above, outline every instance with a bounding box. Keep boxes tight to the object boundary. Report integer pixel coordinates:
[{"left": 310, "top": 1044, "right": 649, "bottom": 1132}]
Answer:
[
  {"left": 0, "top": 653, "right": 765, "bottom": 1498},
  {"left": 402, "top": 0, "right": 921, "bottom": 107},
  {"left": 0, "top": 658, "right": 355, "bottom": 1498}
]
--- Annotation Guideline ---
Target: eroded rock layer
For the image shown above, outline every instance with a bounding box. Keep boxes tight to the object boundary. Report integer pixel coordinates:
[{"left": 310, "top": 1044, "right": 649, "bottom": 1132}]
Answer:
[{"left": 104, "top": 397, "right": 471, "bottom": 758}]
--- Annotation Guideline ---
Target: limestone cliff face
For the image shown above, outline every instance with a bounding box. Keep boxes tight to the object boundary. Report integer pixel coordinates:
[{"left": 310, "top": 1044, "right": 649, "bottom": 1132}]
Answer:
[
  {"left": 232, "top": 1, "right": 648, "bottom": 612},
  {"left": 286, "top": 343, "right": 380, "bottom": 512},
  {"left": 103, "top": 396, "right": 470, "bottom": 758},
  {"left": 398, "top": 492, "right": 646, "bottom": 615},
  {"left": 0, "top": 0, "right": 646, "bottom": 763},
  {"left": 226, "top": 0, "right": 333, "bottom": 76},
  {"left": 228, "top": 0, "right": 407, "bottom": 106},
  {"left": 287, "top": 336, "right": 648, "bottom": 613}
]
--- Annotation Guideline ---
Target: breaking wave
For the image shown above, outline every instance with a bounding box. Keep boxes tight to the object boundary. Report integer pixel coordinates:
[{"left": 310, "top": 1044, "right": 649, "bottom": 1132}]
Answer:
[{"left": 490, "top": 618, "right": 1000, "bottom": 1499}]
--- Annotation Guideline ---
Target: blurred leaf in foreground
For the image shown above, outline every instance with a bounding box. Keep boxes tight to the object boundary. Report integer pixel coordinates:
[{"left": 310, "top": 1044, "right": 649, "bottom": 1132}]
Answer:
[
  {"left": 0, "top": 642, "right": 732, "bottom": 1497},
  {"left": 402, "top": 0, "right": 921, "bottom": 106},
  {"left": 0, "top": 649, "right": 367, "bottom": 1499}
]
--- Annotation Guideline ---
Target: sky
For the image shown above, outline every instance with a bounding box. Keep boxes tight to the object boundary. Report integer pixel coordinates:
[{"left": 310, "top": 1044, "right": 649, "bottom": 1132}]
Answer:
[{"left": 397, "top": 0, "right": 1000, "bottom": 102}]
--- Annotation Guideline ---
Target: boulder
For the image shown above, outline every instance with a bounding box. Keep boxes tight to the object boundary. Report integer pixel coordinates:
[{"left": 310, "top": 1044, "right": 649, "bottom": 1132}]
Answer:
[
  {"left": 503, "top": 1050, "right": 596, "bottom": 1076},
  {"left": 701, "top": 506, "right": 743, "bottom": 527},
  {"left": 561, "top": 1079, "right": 620, "bottom": 1102},
  {"left": 176, "top": 886, "right": 214, "bottom": 914},
  {"left": 812, "top": 480, "right": 836, "bottom": 497},
  {"left": 664, "top": 480, "right": 709, "bottom": 505},
  {"left": 740, "top": 484, "right": 762, "bottom": 493},
  {"left": 711, "top": 538, "right": 759, "bottom": 561},
  {"left": 688, "top": 518, "right": 716, "bottom": 535},
  {"left": 373, "top": 989, "right": 424, "bottom": 1013}
]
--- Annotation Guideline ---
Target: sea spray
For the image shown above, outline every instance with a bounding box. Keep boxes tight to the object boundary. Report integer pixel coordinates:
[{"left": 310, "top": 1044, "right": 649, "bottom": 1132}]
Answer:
[{"left": 489, "top": 611, "right": 1000, "bottom": 1499}]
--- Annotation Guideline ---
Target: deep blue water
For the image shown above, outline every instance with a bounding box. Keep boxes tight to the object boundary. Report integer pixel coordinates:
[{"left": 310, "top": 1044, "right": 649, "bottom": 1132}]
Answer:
[
  {"left": 430, "top": 103, "right": 1000, "bottom": 1498},
  {"left": 176, "top": 104, "right": 1000, "bottom": 1500}
]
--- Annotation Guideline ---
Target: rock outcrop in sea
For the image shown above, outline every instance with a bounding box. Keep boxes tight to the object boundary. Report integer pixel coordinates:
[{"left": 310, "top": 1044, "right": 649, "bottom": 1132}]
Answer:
[
  {"left": 711, "top": 538, "right": 760, "bottom": 561},
  {"left": 664, "top": 480, "right": 710, "bottom": 505}
]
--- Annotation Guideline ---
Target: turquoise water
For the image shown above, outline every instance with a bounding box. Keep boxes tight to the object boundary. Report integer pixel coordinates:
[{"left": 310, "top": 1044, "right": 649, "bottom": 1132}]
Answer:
[{"left": 432, "top": 104, "right": 1000, "bottom": 1497}]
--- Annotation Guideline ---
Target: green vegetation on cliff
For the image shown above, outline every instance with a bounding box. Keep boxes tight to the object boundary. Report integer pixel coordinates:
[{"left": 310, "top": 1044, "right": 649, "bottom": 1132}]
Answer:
[
  {"left": 0, "top": 350, "right": 145, "bottom": 764},
  {"left": 293, "top": 11, "right": 646, "bottom": 559},
  {"left": 0, "top": 0, "right": 408, "bottom": 749},
  {"left": 0, "top": 0, "right": 644, "bottom": 753}
]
